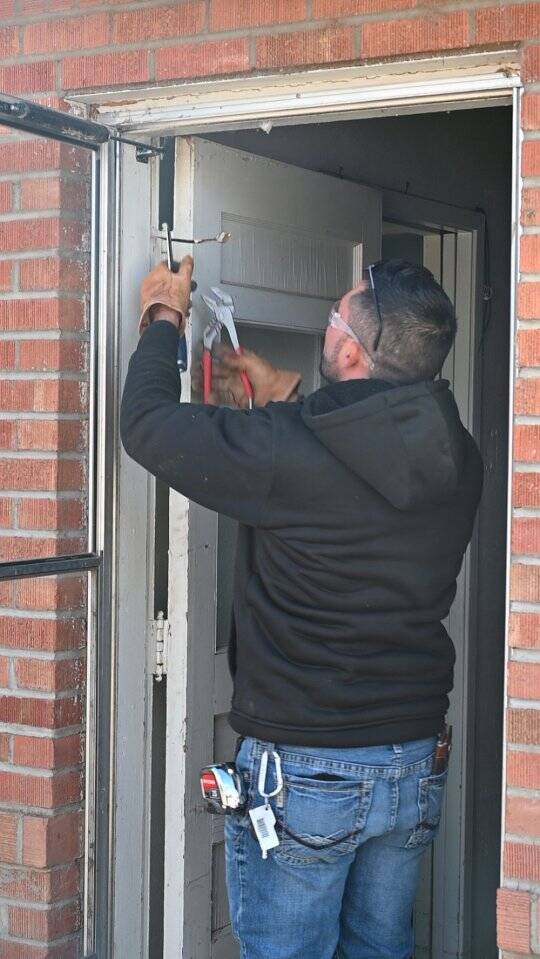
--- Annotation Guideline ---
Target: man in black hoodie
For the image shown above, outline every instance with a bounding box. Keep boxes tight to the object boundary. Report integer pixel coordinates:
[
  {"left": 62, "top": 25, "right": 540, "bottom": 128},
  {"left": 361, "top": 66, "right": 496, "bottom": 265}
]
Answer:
[{"left": 121, "top": 257, "right": 482, "bottom": 959}]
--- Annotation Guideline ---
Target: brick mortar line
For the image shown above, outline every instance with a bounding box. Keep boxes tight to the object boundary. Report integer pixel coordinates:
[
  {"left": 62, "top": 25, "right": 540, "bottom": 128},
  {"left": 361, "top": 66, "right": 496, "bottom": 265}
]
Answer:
[
  {"left": 0, "top": 930, "right": 81, "bottom": 948},
  {"left": 0, "top": 799, "right": 83, "bottom": 815},
  {"left": 468, "top": 7, "right": 476, "bottom": 46},
  {"left": 0, "top": 449, "right": 86, "bottom": 458},
  {"left": 0, "top": 529, "right": 87, "bottom": 539},
  {"left": 0, "top": 333, "right": 90, "bottom": 342},
  {"left": 0, "top": 725, "right": 84, "bottom": 739},
  {"left": 0, "top": 422, "right": 88, "bottom": 430},
  {"left": 353, "top": 23, "right": 362, "bottom": 60},
  {"left": 0, "top": 212, "right": 87, "bottom": 223},
  {"left": 0, "top": 214, "right": 90, "bottom": 226},
  {"left": 0, "top": 255, "right": 90, "bottom": 264},
  {"left": 507, "top": 785, "right": 540, "bottom": 796},
  {"left": 511, "top": 649, "right": 540, "bottom": 661},
  {"left": 0, "top": 373, "right": 88, "bottom": 381},
  {"left": 15, "top": 807, "right": 22, "bottom": 862},
  {"left": 0, "top": 761, "right": 83, "bottom": 777},
  {"left": 508, "top": 697, "right": 540, "bottom": 709},
  {"left": 508, "top": 744, "right": 540, "bottom": 753},
  {"left": 505, "top": 831, "right": 540, "bottom": 845},
  {"left": 0, "top": 292, "right": 87, "bottom": 302},
  {"left": 0, "top": 686, "right": 82, "bottom": 700},
  {"left": 502, "top": 878, "right": 540, "bottom": 892},
  {"left": 0, "top": 896, "right": 80, "bottom": 913},
  {"left": 0, "top": 650, "right": 84, "bottom": 662},
  {"left": 0, "top": 608, "right": 87, "bottom": 621},
  {"left": 0, "top": 174, "right": 91, "bottom": 186}
]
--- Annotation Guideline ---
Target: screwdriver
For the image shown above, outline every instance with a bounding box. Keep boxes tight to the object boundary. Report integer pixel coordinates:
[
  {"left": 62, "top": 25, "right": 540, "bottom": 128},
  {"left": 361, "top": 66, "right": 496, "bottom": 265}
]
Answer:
[{"left": 162, "top": 221, "right": 193, "bottom": 373}]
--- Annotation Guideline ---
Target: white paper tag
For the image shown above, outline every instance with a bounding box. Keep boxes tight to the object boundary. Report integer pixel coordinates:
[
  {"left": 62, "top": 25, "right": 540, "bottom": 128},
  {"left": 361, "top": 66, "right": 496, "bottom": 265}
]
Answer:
[{"left": 249, "top": 804, "right": 280, "bottom": 858}]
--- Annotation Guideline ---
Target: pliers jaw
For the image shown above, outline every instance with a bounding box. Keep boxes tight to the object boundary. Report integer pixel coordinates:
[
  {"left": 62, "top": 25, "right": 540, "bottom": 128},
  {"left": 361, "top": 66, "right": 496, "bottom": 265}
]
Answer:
[
  {"left": 203, "top": 317, "right": 221, "bottom": 352},
  {"left": 201, "top": 288, "right": 254, "bottom": 408}
]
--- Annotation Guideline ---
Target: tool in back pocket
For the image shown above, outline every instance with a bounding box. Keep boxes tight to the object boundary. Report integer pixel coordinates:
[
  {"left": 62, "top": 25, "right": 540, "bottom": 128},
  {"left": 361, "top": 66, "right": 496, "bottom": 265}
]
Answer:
[{"left": 432, "top": 724, "right": 452, "bottom": 774}]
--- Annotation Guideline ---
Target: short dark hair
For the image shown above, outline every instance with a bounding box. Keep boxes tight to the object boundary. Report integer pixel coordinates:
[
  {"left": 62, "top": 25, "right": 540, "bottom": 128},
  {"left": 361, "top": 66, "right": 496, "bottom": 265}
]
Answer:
[{"left": 348, "top": 259, "right": 457, "bottom": 384}]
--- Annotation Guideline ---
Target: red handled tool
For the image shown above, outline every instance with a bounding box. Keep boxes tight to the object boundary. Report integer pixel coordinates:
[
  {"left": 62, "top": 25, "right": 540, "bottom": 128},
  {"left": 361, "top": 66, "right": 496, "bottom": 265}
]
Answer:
[
  {"left": 202, "top": 317, "right": 221, "bottom": 404},
  {"left": 202, "top": 288, "right": 254, "bottom": 409}
]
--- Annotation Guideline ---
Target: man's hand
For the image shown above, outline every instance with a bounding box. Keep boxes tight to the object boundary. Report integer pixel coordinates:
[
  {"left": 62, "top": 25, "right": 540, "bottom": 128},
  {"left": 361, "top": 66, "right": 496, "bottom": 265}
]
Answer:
[
  {"left": 200, "top": 345, "right": 302, "bottom": 408},
  {"left": 139, "top": 256, "right": 194, "bottom": 336}
]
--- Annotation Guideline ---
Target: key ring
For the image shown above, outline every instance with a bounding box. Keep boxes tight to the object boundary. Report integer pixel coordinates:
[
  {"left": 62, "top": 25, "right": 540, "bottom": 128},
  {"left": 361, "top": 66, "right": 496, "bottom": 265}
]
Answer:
[{"left": 258, "top": 750, "right": 283, "bottom": 808}]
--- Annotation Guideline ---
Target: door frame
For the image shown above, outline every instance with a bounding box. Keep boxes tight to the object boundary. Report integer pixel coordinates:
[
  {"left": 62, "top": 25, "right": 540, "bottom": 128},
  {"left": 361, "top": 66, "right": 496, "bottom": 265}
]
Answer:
[{"left": 88, "top": 56, "right": 522, "bottom": 958}]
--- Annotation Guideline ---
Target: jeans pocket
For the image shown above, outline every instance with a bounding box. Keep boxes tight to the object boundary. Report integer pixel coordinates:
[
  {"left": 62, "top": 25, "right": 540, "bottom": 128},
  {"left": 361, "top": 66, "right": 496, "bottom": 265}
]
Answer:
[
  {"left": 274, "top": 772, "right": 374, "bottom": 865},
  {"left": 405, "top": 768, "right": 448, "bottom": 849}
]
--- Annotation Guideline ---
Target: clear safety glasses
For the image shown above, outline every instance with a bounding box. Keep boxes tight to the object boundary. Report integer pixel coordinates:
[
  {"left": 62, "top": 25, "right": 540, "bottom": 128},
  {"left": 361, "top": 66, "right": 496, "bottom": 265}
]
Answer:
[{"left": 328, "top": 262, "right": 383, "bottom": 354}]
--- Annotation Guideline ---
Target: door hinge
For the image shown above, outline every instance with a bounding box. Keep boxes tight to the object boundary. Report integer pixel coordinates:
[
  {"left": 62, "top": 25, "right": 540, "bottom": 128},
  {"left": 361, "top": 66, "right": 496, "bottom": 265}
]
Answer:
[{"left": 150, "top": 611, "right": 169, "bottom": 681}]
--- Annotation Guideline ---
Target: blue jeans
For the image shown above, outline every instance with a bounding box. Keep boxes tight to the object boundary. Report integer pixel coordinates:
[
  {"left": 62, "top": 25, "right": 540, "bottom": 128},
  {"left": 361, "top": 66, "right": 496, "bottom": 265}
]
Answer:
[{"left": 224, "top": 735, "right": 447, "bottom": 959}]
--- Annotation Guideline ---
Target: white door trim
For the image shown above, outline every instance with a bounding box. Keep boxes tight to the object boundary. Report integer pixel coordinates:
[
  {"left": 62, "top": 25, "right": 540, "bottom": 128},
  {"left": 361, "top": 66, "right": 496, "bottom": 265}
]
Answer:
[{"left": 76, "top": 50, "right": 519, "bottom": 136}]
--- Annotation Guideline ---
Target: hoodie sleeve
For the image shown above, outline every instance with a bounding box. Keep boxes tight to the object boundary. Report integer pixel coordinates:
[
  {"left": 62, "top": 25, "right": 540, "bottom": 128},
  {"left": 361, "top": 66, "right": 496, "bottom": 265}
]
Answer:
[{"left": 120, "top": 320, "right": 274, "bottom": 526}]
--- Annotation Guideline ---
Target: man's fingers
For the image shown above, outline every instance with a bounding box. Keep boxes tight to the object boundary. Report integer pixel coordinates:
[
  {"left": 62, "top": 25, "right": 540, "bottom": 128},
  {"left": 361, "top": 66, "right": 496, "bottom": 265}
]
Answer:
[
  {"left": 179, "top": 254, "right": 194, "bottom": 274},
  {"left": 214, "top": 347, "right": 253, "bottom": 371}
]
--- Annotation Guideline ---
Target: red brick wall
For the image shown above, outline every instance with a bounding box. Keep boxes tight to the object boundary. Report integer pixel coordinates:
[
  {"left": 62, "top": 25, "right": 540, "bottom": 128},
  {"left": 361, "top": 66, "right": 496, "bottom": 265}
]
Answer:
[
  {"left": 1, "top": 1, "right": 539, "bottom": 956},
  {"left": 0, "top": 97, "right": 90, "bottom": 959}
]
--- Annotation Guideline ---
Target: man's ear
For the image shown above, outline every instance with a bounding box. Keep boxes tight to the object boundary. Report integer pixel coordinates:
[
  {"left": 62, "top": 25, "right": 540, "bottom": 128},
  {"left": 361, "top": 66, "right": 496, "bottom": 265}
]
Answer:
[
  {"left": 342, "top": 340, "right": 373, "bottom": 378},
  {"left": 341, "top": 340, "right": 363, "bottom": 368}
]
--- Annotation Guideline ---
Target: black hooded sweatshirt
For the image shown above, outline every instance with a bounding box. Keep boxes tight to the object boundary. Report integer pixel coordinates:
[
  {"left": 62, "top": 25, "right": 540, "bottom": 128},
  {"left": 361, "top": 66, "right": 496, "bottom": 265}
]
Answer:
[{"left": 120, "top": 321, "right": 483, "bottom": 747}]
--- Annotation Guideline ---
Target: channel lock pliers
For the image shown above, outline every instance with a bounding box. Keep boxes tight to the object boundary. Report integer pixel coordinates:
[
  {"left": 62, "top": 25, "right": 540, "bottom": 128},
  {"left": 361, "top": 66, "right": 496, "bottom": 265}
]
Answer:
[
  {"left": 202, "top": 316, "right": 221, "bottom": 404},
  {"left": 202, "top": 288, "right": 254, "bottom": 409}
]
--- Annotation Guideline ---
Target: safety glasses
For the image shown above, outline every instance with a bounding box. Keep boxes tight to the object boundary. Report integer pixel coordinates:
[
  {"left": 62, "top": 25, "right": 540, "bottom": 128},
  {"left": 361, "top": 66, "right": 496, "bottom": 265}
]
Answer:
[
  {"left": 328, "top": 262, "right": 383, "bottom": 354},
  {"left": 327, "top": 305, "right": 363, "bottom": 346},
  {"left": 366, "top": 261, "right": 383, "bottom": 352}
]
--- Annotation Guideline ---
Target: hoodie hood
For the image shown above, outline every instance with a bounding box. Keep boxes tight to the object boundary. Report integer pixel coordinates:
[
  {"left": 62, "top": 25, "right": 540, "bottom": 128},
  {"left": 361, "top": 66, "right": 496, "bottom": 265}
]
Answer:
[{"left": 301, "top": 378, "right": 465, "bottom": 511}]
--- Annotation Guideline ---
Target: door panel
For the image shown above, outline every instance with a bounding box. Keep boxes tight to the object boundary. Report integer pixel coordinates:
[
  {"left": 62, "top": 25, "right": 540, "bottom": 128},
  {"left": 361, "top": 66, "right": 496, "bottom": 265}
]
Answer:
[{"left": 166, "top": 136, "right": 381, "bottom": 958}]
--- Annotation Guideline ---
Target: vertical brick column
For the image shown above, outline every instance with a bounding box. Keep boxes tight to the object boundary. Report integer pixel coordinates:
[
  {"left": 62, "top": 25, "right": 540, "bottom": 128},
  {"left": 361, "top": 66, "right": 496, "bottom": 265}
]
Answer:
[
  {"left": 0, "top": 127, "right": 90, "bottom": 958},
  {"left": 499, "top": 54, "right": 540, "bottom": 958}
]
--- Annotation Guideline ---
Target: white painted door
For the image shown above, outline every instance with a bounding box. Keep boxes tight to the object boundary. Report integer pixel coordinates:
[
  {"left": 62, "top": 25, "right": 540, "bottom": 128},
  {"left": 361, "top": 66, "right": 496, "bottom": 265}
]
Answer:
[{"left": 165, "top": 137, "right": 381, "bottom": 958}]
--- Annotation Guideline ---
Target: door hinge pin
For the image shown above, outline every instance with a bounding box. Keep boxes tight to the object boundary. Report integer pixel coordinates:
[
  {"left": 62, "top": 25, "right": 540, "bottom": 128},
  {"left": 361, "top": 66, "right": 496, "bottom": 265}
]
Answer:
[{"left": 151, "top": 610, "right": 169, "bottom": 681}]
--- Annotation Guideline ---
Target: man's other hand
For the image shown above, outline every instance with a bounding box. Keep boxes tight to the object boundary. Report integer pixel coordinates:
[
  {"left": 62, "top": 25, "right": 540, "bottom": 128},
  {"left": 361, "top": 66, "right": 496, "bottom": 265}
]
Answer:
[
  {"left": 139, "top": 256, "right": 194, "bottom": 335},
  {"left": 200, "top": 345, "right": 302, "bottom": 408}
]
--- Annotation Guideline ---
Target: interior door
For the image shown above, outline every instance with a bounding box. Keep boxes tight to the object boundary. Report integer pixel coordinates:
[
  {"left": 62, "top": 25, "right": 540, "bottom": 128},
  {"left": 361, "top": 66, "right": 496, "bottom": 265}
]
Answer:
[{"left": 164, "top": 137, "right": 381, "bottom": 958}]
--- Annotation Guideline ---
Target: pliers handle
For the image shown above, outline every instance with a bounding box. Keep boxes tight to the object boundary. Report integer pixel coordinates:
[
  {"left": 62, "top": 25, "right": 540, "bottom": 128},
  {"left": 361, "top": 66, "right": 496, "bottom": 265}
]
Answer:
[{"left": 203, "top": 319, "right": 221, "bottom": 404}]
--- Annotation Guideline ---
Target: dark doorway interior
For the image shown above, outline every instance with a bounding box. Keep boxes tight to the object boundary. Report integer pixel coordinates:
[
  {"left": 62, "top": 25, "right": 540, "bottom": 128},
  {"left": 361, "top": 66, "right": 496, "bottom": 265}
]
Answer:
[{"left": 150, "top": 106, "right": 511, "bottom": 958}]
